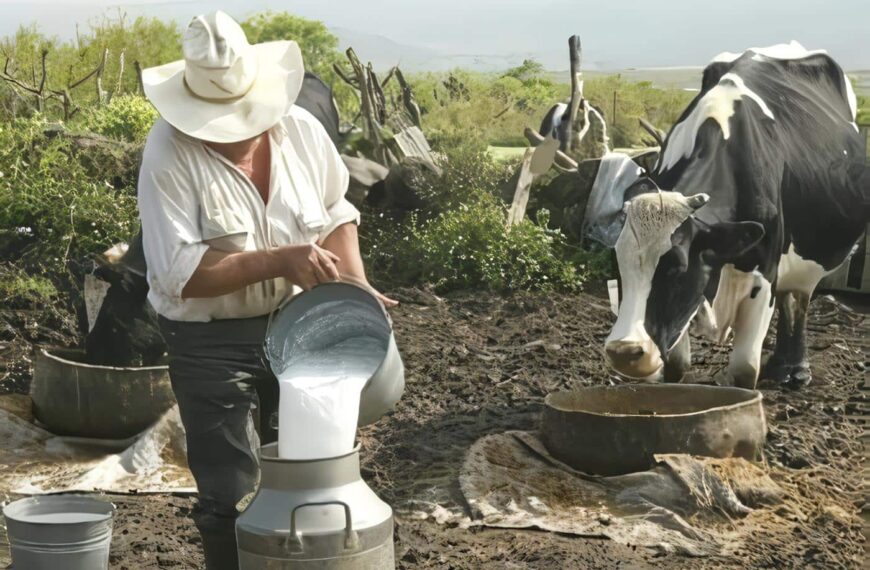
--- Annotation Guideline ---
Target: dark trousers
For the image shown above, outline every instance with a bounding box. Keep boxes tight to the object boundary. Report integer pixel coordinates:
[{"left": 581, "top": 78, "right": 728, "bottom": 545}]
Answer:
[{"left": 159, "top": 315, "right": 278, "bottom": 570}]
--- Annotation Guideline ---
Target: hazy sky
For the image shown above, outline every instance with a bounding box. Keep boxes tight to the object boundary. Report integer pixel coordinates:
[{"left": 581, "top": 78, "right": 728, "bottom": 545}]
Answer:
[{"left": 0, "top": 0, "right": 866, "bottom": 69}]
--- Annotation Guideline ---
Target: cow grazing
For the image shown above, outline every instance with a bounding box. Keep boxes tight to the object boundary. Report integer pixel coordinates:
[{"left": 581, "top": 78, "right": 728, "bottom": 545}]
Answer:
[
  {"left": 603, "top": 42, "right": 868, "bottom": 390},
  {"left": 539, "top": 103, "right": 570, "bottom": 149}
]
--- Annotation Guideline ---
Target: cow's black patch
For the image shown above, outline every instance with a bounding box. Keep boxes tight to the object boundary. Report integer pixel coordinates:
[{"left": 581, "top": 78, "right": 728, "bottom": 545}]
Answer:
[{"left": 642, "top": 50, "right": 867, "bottom": 360}]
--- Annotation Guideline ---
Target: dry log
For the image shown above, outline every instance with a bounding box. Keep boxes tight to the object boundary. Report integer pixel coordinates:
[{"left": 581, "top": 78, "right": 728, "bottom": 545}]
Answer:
[
  {"left": 395, "top": 68, "right": 422, "bottom": 129},
  {"left": 638, "top": 117, "right": 665, "bottom": 147},
  {"left": 506, "top": 148, "right": 536, "bottom": 226},
  {"left": 566, "top": 35, "right": 583, "bottom": 151}
]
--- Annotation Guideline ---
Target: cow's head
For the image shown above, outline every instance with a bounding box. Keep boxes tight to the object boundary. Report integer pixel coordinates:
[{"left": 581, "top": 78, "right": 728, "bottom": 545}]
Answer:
[{"left": 605, "top": 183, "right": 764, "bottom": 380}]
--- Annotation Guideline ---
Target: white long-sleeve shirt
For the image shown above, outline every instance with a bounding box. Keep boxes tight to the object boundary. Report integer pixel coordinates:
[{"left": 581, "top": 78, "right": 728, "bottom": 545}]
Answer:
[{"left": 137, "top": 105, "right": 359, "bottom": 322}]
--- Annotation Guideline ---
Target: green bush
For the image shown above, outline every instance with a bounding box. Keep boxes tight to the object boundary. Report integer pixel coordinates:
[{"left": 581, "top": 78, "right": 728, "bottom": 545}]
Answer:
[
  {"left": 84, "top": 94, "right": 158, "bottom": 142},
  {"left": 0, "top": 17, "right": 181, "bottom": 121},
  {"left": 0, "top": 264, "right": 57, "bottom": 308},
  {"left": 419, "top": 140, "right": 517, "bottom": 213},
  {"left": 406, "top": 192, "right": 584, "bottom": 293},
  {"left": 241, "top": 11, "right": 356, "bottom": 119},
  {"left": 0, "top": 116, "right": 139, "bottom": 279}
]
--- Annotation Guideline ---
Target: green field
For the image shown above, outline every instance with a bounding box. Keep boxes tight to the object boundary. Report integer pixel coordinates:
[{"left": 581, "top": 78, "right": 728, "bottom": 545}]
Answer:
[{"left": 487, "top": 145, "right": 528, "bottom": 162}]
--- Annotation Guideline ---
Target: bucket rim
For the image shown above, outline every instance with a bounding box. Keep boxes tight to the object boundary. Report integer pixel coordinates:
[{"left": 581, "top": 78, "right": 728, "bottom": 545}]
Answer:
[
  {"left": 259, "top": 442, "right": 362, "bottom": 463},
  {"left": 3, "top": 495, "right": 116, "bottom": 525},
  {"left": 37, "top": 347, "right": 169, "bottom": 372}
]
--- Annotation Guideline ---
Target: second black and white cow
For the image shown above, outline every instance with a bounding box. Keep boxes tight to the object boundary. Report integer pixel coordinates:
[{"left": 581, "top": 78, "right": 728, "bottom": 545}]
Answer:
[{"left": 603, "top": 42, "right": 868, "bottom": 389}]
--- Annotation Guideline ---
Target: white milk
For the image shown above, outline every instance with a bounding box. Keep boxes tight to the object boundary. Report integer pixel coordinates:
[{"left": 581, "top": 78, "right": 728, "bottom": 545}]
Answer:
[{"left": 273, "top": 300, "right": 389, "bottom": 460}]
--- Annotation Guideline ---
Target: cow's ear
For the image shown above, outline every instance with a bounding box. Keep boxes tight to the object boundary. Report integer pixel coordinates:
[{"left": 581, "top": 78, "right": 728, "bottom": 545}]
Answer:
[{"left": 700, "top": 221, "right": 765, "bottom": 260}]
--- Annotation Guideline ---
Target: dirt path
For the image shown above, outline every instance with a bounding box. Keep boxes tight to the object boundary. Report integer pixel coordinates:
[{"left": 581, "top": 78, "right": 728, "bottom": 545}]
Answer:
[{"left": 1, "top": 289, "right": 865, "bottom": 569}]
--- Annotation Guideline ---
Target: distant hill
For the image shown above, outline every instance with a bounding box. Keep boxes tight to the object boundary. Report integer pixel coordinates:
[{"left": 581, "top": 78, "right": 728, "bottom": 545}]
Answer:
[{"left": 331, "top": 28, "right": 867, "bottom": 97}]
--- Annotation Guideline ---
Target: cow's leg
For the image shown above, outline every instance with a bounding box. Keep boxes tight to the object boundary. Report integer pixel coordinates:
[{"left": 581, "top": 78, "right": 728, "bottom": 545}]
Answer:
[
  {"left": 763, "top": 245, "right": 829, "bottom": 389},
  {"left": 725, "top": 278, "right": 775, "bottom": 389},
  {"left": 763, "top": 290, "right": 812, "bottom": 388},
  {"left": 663, "top": 330, "right": 691, "bottom": 383}
]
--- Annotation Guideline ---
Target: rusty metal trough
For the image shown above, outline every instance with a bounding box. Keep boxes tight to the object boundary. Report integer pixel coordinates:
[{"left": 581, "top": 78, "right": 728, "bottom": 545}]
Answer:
[
  {"left": 31, "top": 348, "right": 175, "bottom": 439},
  {"left": 541, "top": 384, "right": 767, "bottom": 476}
]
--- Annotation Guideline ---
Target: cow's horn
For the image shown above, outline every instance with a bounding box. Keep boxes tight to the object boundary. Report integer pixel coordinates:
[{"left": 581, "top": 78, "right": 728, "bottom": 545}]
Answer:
[{"left": 687, "top": 193, "right": 710, "bottom": 210}]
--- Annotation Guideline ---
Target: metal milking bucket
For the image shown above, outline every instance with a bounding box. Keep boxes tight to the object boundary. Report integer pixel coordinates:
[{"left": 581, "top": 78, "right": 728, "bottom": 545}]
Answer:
[
  {"left": 237, "top": 282, "right": 402, "bottom": 568},
  {"left": 264, "top": 281, "right": 405, "bottom": 428},
  {"left": 3, "top": 495, "right": 116, "bottom": 570}
]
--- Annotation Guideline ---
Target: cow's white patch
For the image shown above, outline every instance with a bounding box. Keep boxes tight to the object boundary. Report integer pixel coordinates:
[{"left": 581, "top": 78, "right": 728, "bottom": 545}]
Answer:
[
  {"left": 711, "top": 41, "right": 826, "bottom": 63},
  {"left": 659, "top": 74, "right": 774, "bottom": 172},
  {"left": 691, "top": 299, "right": 719, "bottom": 339},
  {"left": 711, "top": 42, "right": 857, "bottom": 132},
  {"left": 705, "top": 264, "right": 766, "bottom": 343},
  {"left": 704, "top": 264, "right": 775, "bottom": 387},
  {"left": 84, "top": 274, "right": 111, "bottom": 333},
  {"left": 777, "top": 244, "right": 832, "bottom": 294},
  {"left": 102, "top": 242, "right": 129, "bottom": 263},
  {"left": 844, "top": 75, "right": 859, "bottom": 132},
  {"left": 726, "top": 272, "right": 774, "bottom": 389}
]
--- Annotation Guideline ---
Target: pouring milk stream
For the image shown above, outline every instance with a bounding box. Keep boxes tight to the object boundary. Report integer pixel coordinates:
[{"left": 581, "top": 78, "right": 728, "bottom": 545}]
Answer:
[{"left": 266, "top": 283, "right": 401, "bottom": 460}]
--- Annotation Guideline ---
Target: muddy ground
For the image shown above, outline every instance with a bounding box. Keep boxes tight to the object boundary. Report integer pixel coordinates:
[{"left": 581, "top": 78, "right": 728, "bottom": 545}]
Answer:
[{"left": 0, "top": 288, "right": 865, "bottom": 569}]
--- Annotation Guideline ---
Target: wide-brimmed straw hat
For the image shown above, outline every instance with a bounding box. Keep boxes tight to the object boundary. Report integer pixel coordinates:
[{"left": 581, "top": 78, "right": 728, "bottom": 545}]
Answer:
[{"left": 142, "top": 10, "right": 304, "bottom": 143}]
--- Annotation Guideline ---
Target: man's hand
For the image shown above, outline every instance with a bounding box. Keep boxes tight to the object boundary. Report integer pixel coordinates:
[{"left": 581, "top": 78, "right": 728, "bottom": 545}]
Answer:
[
  {"left": 319, "top": 222, "right": 398, "bottom": 308},
  {"left": 280, "top": 243, "right": 341, "bottom": 290}
]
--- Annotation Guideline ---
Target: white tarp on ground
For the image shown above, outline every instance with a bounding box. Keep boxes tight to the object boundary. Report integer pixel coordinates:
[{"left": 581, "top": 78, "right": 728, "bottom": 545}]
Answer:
[
  {"left": 410, "top": 430, "right": 786, "bottom": 557},
  {"left": 0, "top": 395, "right": 193, "bottom": 494}
]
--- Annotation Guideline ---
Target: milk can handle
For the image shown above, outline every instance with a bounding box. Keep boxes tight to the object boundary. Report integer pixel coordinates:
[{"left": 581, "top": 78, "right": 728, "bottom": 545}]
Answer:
[{"left": 288, "top": 500, "right": 360, "bottom": 553}]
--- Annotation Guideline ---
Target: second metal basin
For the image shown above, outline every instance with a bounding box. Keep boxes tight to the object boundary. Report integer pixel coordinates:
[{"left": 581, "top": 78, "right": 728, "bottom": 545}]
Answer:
[{"left": 541, "top": 384, "right": 767, "bottom": 476}]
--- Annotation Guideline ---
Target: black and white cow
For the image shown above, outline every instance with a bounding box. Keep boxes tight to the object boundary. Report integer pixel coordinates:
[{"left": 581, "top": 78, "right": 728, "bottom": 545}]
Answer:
[
  {"left": 603, "top": 42, "right": 868, "bottom": 390},
  {"left": 539, "top": 102, "right": 571, "bottom": 149}
]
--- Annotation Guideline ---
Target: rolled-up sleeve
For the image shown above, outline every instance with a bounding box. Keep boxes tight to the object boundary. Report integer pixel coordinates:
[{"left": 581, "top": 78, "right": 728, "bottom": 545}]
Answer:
[
  {"left": 137, "top": 129, "right": 209, "bottom": 301},
  {"left": 315, "top": 123, "right": 360, "bottom": 241}
]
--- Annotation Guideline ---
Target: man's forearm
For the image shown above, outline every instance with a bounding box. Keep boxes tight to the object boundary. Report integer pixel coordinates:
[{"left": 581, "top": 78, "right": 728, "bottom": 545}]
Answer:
[
  {"left": 320, "top": 222, "right": 365, "bottom": 282},
  {"left": 181, "top": 248, "right": 283, "bottom": 299}
]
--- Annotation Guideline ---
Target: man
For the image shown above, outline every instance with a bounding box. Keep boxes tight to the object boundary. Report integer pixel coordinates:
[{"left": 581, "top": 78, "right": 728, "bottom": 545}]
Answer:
[{"left": 138, "top": 11, "right": 395, "bottom": 569}]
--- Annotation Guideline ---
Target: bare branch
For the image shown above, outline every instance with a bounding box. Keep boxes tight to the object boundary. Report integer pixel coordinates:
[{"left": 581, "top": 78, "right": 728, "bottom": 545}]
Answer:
[
  {"left": 395, "top": 67, "right": 422, "bottom": 128},
  {"left": 115, "top": 49, "right": 125, "bottom": 97},
  {"left": 380, "top": 66, "right": 396, "bottom": 88},
  {"left": 133, "top": 60, "right": 144, "bottom": 95},
  {"left": 37, "top": 49, "right": 48, "bottom": 94},
  {"left": 493, "top": 104, "right": 513, "bottom": 119},
  {"left": 332, "top": 63, "right": 358, "bottom": 88},
  {"left": 69, "top": 47, "right": 107, "bottom": 90},
  {"left": 638, "top": 117, "right": 665, "bottom": 147},
  {"left": 0, "top": 57, "right": 42, "bottom": 95}
]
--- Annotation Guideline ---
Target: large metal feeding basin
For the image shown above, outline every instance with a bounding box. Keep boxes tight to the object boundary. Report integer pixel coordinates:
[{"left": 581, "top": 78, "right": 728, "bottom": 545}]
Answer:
[
  {"left": 542, "top": 385, "right": 766, "bottom": 476},
  {"left": 31, "top": 348, "right": 175, "bottom": 438}
]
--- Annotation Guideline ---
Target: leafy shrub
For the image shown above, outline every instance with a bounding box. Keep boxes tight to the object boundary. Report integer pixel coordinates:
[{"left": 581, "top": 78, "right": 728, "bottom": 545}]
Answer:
[
  {"left": 84, "top": 94, "right": 158, "bottom": 142},
  {"left": 240, "top": 11, "right": 356, "bottom": 119},
  {"left": 0, "top": 17, "right": 181, "bottom": 121},
  {"left": 405, "top": 192, "right": 584, "bottom": 293},
  {"left": 0, "top": 116, "right": 139, "bottom": 279},
  {"left": 0, "top": 264, "right": 57, "bottom": 308},
  {"left": 419, "top": 139, "right": 517, "bottom": 213}
]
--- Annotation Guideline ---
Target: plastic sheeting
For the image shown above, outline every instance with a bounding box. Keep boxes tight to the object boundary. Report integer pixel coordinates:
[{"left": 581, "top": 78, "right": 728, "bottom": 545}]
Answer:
[
  {"left": 0, "top": 395, "right": 193, "bottom": 494},
  {"left": 410, "top": 430, "right": 785, "bottom": 557},
  {"left": 582, "top": 152, "right": 643, "bottom": 247}
]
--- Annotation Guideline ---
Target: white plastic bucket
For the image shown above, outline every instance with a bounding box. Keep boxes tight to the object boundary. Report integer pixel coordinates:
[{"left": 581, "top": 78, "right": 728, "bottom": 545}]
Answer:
[{"left": 3, "top": 495, "right": 115, "bottom": 570}]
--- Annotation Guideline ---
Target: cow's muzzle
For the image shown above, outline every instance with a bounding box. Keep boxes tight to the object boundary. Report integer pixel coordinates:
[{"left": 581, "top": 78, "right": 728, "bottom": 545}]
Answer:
[{"left": 604, "top": 339, "right": 663, "bottom": 380}]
